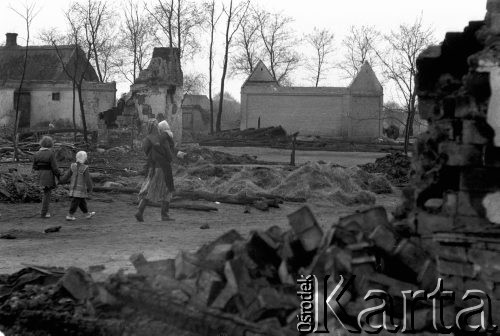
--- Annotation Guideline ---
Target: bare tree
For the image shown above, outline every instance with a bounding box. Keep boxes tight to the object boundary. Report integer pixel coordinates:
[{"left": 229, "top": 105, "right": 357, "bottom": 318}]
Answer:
[
  {"left": 119, "top": 0, "right": 154, "bottom": 83},
  {"left": 338, "top": 25, "right": 379, "bottom": 80},
  {"left": 256, "top": 10, "right": 300, "bottom": 85},
  {"left": 70, "top": 0, "right": 117, "bottom": 83},
  {"left": 375, "top": 16, "right": 434, "bottom": 154},
  {"left": 148, "top": 0, "right": 174, "bottom": 47},
  {"left": 305, "top": 27, "right": 334, "bottom": 87},
  {"left": 230, "top": 9, "right": 260, "bottom": 77},
  {"left": 203, "top": 0, "right": 222, "bottom": 134},
  {"left": 10, "top": 1, "right": 40, "bottom": 161},
  {"left": 39, "top": 28, "right": 79, "bottom": 142},
  {"left": 43, "top": 5, "right": 100, "bottom": 144},
  {"left": 183, "top": 72, "right": 206, "bottom": 96},
  {"left": 148, "top": 0, "right": 204, "bottom": 61},
  {"left": 216, "top": 0, "right": 250, "bottom": 133}
]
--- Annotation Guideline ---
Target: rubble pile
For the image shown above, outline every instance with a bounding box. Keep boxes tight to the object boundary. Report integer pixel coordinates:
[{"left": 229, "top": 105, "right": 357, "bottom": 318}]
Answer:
[
  {"left": 0, "top": 142, "right": 76, "bottom": 163},
  {"left": 89, "top": 147, "right": 145, "bottom": 175},
  {"left": 0, "top": 169, "right": 66, "bottom": 203},
  {"left": 175, "top": 162, "right": 392, "bottom": 206},
  {"left": 203, "top": 126, "right": 288, "bottom": 144},
  {"left": 359, "top": 153, "right": 412, "bottom": 185},
  {"left": 177, "top": 144, "right": 262, "bottom": 165},
  {"left": 0, "top": 205, "right": 443, "bottom": 335},
  {"left": 199, "top": 126, "right": 405, "bottom": 152},
  {"left": 3, "top": 4, "right": 500, "bottom": 335}
]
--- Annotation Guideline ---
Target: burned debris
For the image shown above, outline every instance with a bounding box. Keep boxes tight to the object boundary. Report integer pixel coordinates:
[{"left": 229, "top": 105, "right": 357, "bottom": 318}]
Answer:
[{"left": 1, "top": 1, "right": 500, "bottom": 335}]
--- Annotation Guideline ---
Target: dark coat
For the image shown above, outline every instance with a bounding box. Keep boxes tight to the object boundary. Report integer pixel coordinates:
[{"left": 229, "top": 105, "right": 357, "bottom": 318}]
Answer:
[
  {"left": 143, "top": 133, "right": 175, "bottom": 191},
  {"left": 60, "top": 163, "right": 93, "bottom": 198},
  {"left": 33, "top": 149, "right": 61, "bottom": 188}
]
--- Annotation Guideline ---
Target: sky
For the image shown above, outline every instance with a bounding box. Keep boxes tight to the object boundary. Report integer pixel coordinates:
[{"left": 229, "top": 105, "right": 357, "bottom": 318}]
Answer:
[{"left": 0, "top": 0, "right": 488, "bottom": 102}]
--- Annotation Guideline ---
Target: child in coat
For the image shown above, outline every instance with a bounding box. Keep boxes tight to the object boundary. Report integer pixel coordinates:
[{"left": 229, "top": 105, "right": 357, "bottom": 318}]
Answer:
[
  {"left": 33, "top": 136, "right": 61, "bottom": 218},
  {"left": 60, "top": 151, "right": 95, "bottom": 221}
]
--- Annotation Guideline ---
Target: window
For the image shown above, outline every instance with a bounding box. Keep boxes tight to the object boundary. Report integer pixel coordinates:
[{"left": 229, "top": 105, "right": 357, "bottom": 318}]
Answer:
[{"left": 52, "top": 92, "right": 60, "bottom": 101}]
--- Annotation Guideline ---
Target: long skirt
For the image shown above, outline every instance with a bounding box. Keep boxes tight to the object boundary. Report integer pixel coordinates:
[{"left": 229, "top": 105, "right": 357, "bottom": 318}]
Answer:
[{"left": 138, "top": 168, "right": 172, "bottom": 203}]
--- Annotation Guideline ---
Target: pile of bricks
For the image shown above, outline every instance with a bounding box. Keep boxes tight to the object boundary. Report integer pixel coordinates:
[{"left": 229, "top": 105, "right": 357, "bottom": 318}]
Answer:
[
  {"left": 125, "top": 205, "right": 443, "bottom": 334},
  {"left": 4, "top": 205, "right": 436, "bottom": 335},
  {"left": 0, "top": 204, "right": 496, "bottom": 335}
]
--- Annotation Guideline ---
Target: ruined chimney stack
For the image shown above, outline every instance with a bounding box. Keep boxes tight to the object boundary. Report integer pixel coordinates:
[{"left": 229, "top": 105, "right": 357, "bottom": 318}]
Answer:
[{"left": 5, "top": 33, "right": 18, "bottom": 47}]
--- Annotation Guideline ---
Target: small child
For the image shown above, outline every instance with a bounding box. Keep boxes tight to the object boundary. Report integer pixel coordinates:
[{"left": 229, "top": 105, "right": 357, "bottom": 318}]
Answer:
[
  {"left": 32, "top": 136, "right": 61, "bottom": 218},
  {"left": 60, "top": 151, "right": 95, "bottom": 221}
]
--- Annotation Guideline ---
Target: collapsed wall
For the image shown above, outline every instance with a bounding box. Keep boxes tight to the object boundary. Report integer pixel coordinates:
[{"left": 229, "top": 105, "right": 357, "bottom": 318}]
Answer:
[
  {"left": 409, "top": 0, "right": 500, "bottom": 317},
  {"left": 130, "top": 47, "right": 183, "bottom": 145}
]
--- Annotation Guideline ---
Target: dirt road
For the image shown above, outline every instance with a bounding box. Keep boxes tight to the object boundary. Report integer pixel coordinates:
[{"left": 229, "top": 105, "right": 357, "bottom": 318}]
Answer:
[
  {"left": 0, "top": 192, "right": 400, "bottom": 275},
  {"left": 208, "top": 146, "right": 387, "bottom": 166}
]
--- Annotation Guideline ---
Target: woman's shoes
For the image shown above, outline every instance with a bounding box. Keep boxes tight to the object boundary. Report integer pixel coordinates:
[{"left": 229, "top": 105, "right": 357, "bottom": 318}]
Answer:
[
  {"left": 161, "top": 201, "right": 174, "bottom": 221},
  {"left": 161, "top": 214, "right": 175, "bottom": 221},
  {"left": 135, "top": 212, "right": 144, "bottom": 222}
]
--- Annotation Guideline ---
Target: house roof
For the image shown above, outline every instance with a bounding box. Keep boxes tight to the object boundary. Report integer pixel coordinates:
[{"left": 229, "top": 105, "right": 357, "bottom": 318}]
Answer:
[
  {"left": 349, "top": 61, "right": 383, "bottom": 93},
  {"left": 0, "top": 44, "right": 99, "bottom": 83},
  {"left": 242, "top": 60, "right": 278, "bottom": 87},
  {"left": 182, "top": 94, "right": 210, "bottom": 110}
]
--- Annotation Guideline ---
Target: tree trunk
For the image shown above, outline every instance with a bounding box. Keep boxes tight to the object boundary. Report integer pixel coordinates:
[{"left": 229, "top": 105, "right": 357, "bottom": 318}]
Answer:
[
  {"left": 93, "top": 45, "right": 103, "bottom": 82},
  {"left": 76, "top": 84, "right": 89, "bottom": 144},
  {"left": 13, "top": 26, "right": 30, "bottom": 162},
  {"left": 217, "top": 2, "right": 232, "bottom": 134},
  {"left": 403, "top": 108, "right": 415, "bottom": 155},
  {"left": 208, "top": 23, "right": 215, "bottom": 134},
  {"left": 72, "top": 80, "right": 77, "bottom": 142},
  {"left": 177, "top": 0, "right": 181, "bottom": 53},
  {"left": 217, "top": 57, "right": 228, "bottom": 133},
  {"left": 168, "top": 0, "right": 174, "bottom": 47},
  {"left": 133, "top": 42, "right": 137, "bottom": 81}
]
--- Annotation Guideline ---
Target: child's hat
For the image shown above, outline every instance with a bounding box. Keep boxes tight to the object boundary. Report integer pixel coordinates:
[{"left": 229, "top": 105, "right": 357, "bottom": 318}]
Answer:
[{"left": 76, "top": 151, "right": 87, "bottom": 163}]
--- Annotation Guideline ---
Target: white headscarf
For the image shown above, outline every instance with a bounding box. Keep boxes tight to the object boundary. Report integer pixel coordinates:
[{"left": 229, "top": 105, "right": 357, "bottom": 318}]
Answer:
[
  {"left": 76, "top": 151, "right": 87, "bottom": 164},
  {"left": 158, "top": 120, "right": 173, "bottom": 138}
]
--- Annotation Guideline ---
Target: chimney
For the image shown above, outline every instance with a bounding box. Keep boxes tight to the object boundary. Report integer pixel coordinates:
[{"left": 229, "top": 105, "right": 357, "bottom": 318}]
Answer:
[{"left": 5, "top": 33, "right": 18, "bottom": 47}]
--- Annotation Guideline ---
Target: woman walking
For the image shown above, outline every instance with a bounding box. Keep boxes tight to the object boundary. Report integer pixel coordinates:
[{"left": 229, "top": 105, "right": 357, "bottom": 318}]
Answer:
[
  {"left": 135, "top": 119, "right": 176, "bottom": 222},
  {"left": 33, "top": 136, "right": 61, "bottom": 218}
]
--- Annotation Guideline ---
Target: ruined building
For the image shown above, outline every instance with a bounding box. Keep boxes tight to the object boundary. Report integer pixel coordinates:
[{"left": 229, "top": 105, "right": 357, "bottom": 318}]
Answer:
[
  {"left": 402, "top": 0, "right": 500, "bottom": 317},
  {"left": 0, "top": 33, "right": 115, "bottom": 130},
  {"left": 182, "top": 94, "right": 211, "bottom": 138},
  {"left": 130, "top": 47, "right": 183, "bottom": 144},
  {"left": 240, "top": 60, "right": 383, "bottom": 139}
]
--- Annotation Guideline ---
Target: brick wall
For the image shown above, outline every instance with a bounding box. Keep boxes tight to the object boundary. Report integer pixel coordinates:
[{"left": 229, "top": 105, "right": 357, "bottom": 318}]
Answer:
[{"left": 409, "top": 0, "right": 500, "bottom": 312}]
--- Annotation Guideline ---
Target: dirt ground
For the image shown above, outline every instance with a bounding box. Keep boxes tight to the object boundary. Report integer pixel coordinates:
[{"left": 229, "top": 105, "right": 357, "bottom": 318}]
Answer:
[
  {"left": 0, "top": 191, "right": 401, "bottom": 275},
  {"left": 0, "top": 148, "right": 401, "bottom": 276}
]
